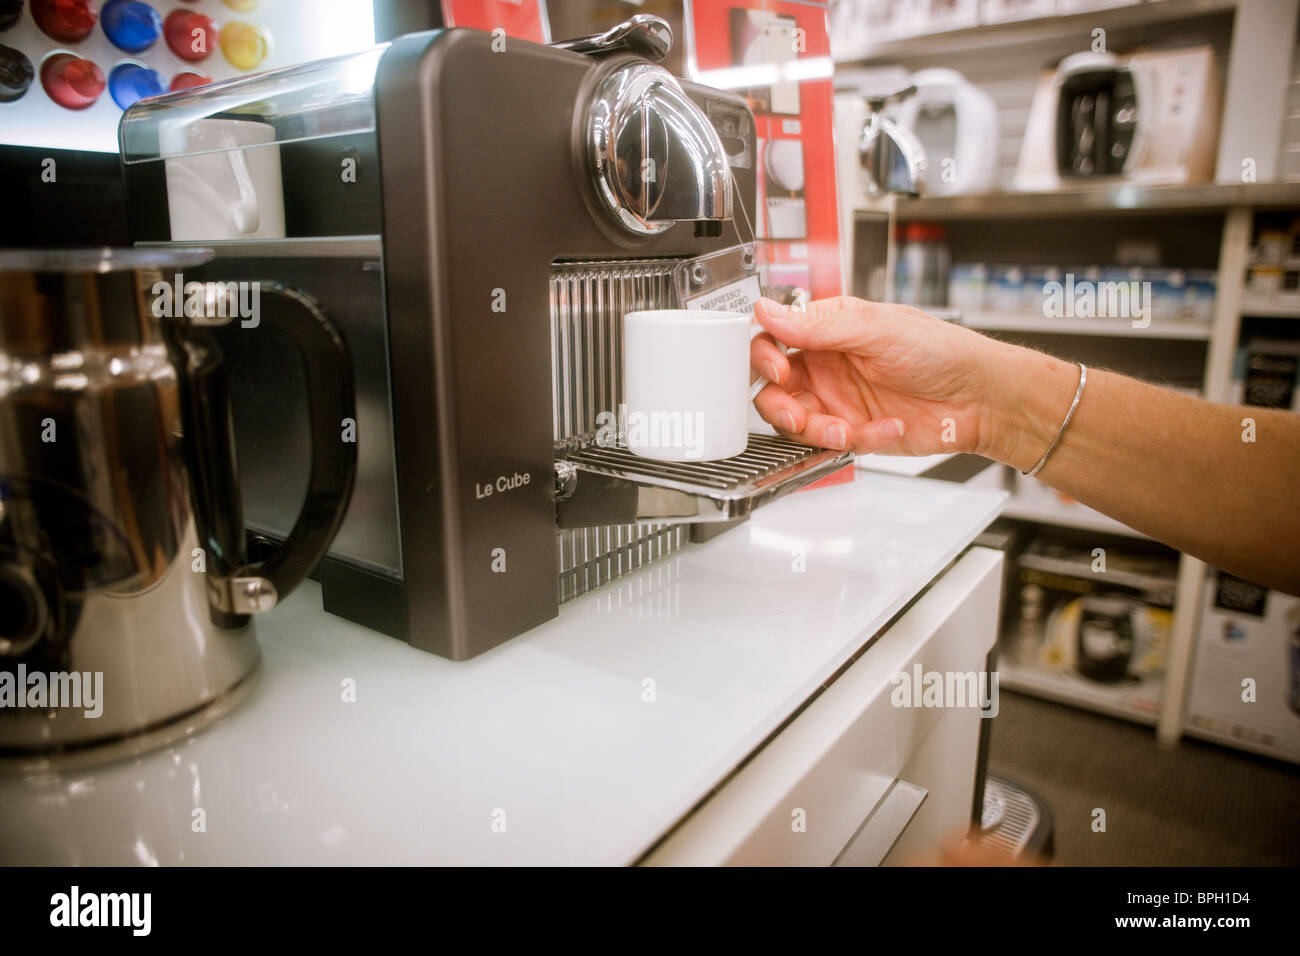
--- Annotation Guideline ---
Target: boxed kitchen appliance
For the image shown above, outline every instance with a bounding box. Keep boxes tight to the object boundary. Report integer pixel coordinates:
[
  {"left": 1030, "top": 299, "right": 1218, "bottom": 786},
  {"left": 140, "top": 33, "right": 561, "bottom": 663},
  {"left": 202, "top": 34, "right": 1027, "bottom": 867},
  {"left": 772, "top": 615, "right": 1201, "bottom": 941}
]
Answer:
[
  {"left": 1185, "top": 571, "right": 1300, "bottom": 764},
  {"left": 1010, "top": 537, "right": 1176, "bottom": 722}
]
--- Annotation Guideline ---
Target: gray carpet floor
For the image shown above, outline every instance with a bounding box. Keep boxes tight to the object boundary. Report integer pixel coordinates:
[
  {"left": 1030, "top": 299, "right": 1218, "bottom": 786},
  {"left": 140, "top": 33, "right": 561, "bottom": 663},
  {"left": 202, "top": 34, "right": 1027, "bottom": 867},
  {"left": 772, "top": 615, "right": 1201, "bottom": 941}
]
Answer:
[{"left": 987, "top": 690, "right": 1300, "bottom": 865}]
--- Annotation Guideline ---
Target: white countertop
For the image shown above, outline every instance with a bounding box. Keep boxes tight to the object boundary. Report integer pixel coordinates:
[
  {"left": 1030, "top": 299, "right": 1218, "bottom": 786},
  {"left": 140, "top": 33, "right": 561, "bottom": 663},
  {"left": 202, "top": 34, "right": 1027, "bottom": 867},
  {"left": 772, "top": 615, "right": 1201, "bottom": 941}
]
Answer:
[
  {"left": 0, "top": 473, "right": 1004, "bottom": 865},
  {"left": 857, "top": 452, "right": 957, "bottom": 477}
]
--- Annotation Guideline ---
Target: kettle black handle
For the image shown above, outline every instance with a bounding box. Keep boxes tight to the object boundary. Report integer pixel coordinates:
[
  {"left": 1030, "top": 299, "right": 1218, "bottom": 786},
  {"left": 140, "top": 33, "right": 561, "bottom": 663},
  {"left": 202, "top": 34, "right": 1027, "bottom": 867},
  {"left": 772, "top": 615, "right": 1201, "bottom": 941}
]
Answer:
[{"left": 164, "top": 282, "right": 356, "bottom": 624}]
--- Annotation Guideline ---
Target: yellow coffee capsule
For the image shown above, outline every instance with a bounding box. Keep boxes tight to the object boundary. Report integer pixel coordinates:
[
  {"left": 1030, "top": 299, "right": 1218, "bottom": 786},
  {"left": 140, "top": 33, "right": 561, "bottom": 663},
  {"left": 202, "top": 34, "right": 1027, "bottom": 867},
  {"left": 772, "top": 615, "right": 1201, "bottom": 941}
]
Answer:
[
  {"left": 221, "top": 0, "right": 260, "bottom": 11},
  {"left": 220, "top": 21, "right": 270, "bottom": 71}
]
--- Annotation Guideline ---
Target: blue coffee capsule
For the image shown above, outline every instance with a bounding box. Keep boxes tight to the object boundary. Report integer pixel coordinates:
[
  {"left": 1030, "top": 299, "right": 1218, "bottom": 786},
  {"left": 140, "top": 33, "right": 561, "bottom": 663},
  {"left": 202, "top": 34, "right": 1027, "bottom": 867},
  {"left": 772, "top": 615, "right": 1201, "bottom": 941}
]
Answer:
[
  {"left": 101, "top": 0, "right": 162, "bottom": 54},
  {"left": 108, "top": 61, "right": 164, "bottom": 109}
]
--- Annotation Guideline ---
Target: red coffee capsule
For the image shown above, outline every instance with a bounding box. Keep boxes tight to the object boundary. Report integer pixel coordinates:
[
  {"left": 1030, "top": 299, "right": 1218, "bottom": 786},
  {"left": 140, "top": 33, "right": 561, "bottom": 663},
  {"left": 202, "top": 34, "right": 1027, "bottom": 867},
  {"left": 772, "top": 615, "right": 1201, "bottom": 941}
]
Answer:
[
  {"left": 31, "top": 0, "right": 99, "bottom": 44},
  {"left": 163, "top": 8, "right": 216, "bottom": 62},
  {"left": 40, "top": 50, "right": 105, "bottom": 109},
  {"left": 169, "top": 70, "right": 209, "bottom": 91}
]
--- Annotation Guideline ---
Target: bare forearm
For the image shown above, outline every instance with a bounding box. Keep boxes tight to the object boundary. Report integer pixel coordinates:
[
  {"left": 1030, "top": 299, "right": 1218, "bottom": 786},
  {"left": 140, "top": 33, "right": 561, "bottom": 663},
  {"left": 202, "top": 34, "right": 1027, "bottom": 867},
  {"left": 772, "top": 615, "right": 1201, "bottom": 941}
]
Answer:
[{"left": 981, "top": 345, "right": 1300, "bottom": 595}]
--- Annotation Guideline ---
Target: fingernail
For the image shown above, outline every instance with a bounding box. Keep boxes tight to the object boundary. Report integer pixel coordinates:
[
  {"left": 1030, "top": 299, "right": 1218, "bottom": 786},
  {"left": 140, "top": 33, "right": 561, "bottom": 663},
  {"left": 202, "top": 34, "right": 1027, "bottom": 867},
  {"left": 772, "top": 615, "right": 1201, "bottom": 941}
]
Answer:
[
  {"left": 887, "top": 418, "right": 905, "bottom": 439},
  {"left": 764, "top": 360, "right": 779, "bottom": 383},
  {"left": 827, "top": 425, "right": 847, "bottom": 449},
  {"left": 777, "top": 410, "right": 797, "bottom": 433},
  {"left": 758, "top": 297, "right": 789, "bottom": 314}
]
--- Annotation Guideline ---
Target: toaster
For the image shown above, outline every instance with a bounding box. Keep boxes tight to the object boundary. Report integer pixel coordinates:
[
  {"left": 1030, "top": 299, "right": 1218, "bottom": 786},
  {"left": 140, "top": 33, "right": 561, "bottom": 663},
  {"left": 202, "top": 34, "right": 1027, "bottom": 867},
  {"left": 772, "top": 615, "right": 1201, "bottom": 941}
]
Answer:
[
  {"left": 119, "top": 17, "right": 850, "bottom": 660},
  {"left": 1015, "top": 46, "right": 1222, "bottom": 190}
]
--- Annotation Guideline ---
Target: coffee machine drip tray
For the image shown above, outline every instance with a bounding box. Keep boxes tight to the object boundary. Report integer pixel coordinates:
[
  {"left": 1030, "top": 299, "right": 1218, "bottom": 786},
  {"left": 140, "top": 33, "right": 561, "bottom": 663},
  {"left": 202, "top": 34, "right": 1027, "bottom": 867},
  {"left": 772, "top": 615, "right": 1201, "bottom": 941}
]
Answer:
[{"left": 555, "top": 433, "right": 851, "bottom": 528}]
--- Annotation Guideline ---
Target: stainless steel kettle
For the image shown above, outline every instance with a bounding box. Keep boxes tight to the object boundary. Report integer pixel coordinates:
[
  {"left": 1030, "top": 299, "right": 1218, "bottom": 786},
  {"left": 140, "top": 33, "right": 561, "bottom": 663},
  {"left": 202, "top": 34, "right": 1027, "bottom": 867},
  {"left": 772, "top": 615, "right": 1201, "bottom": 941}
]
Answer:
[
  {"left": 0, "top": 248, "right": 355, "bottom": 762},
  {"left": 859, "top": 84, "right": 927, "bottom": 198}
]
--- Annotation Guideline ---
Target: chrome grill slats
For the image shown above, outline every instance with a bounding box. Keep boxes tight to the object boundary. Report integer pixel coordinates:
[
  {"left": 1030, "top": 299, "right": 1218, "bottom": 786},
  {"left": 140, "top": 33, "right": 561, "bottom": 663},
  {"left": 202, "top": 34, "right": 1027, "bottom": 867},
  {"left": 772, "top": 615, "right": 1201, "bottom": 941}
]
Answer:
[
  {"left": 565, "top": 433, "right": 825, "bottom": 491},
  {"left": 550, "top": 259, "right": 684, "bottom": 604}
]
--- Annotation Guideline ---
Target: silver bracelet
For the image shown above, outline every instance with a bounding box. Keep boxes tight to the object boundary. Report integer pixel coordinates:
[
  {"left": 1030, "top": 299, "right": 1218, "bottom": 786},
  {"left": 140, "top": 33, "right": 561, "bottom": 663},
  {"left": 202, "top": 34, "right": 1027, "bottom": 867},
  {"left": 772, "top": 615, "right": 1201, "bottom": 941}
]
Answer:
[{"left": 1023, "top": 362, "right": 1087, "bottom": 478}]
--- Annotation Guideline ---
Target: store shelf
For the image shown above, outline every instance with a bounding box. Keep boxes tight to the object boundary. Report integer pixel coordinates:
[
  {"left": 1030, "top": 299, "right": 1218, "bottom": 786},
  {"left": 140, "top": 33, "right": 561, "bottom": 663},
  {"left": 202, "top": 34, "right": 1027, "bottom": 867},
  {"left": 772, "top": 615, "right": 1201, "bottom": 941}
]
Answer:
[
  {"left": 1002, "top": 497, "right": 1150, "bottom": 540},
  {"left": 1239, "top": 295, "right": 1300, "bottom": 318},
  {"left": 999, "top": 659, "right": 1160, "bottom": 726},
  {"left": 834, "top": 0, "right": 1235, "bottom": 66},
  {"left": 893, "top": 181, "right": 1300, "bottom": 222},
  {"left": 959, "top": 311, "right": 1213, "bottom": 340}
]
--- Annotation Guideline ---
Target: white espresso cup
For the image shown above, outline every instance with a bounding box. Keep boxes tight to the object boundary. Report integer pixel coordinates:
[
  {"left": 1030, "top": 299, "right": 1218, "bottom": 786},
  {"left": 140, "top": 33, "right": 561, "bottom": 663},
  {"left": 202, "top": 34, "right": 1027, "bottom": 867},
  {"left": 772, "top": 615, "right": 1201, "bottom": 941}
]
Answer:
[
  {"left": 160, "top": 117, "right": 286, "bottom": 241},
  {"left": 624, "top": 309, "right": 764, "bottom": 462}
]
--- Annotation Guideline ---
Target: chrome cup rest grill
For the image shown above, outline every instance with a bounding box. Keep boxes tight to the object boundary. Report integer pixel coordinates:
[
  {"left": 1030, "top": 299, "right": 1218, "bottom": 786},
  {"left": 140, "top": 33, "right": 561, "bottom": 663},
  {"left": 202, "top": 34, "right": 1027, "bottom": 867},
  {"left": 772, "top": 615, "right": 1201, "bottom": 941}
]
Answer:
[
  {"left": 558, "top": 435, "right": 851, "bottom": 525},
  {"left": 550, "top": 258, "right": 851, "bottom": 539}
]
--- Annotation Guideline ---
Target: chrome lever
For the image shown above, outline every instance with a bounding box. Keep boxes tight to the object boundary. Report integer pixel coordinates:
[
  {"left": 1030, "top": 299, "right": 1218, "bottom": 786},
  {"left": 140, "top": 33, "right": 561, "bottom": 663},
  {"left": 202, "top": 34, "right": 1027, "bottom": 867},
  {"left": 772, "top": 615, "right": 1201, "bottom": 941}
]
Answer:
[{"left": 551, "top": 13, "right": 672, "bottom": 61}]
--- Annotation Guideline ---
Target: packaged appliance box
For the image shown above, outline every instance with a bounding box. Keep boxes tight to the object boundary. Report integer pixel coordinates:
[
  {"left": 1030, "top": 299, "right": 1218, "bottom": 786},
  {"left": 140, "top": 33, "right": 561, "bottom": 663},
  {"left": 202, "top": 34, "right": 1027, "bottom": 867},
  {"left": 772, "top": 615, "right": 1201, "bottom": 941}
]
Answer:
[
  {"left": 980, "top": 0, "right": 1057, "bottom": 25},
  {"left": 1011, "top": 538, "right": 1177, "bottom": 720},
  {"left": 1229, "top": 337, "right": 1300, "bottom": 411},
  {"left": 1185, "top": 572, "right": 1300, "bottom": 764}
]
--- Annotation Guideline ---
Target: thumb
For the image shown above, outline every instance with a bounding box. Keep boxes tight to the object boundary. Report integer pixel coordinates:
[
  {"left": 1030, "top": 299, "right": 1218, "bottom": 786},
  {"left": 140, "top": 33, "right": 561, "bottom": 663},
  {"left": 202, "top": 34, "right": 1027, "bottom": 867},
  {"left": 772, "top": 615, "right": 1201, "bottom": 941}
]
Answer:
[{"left": 753, "top": 296, "right": 882, "bottom": 352}]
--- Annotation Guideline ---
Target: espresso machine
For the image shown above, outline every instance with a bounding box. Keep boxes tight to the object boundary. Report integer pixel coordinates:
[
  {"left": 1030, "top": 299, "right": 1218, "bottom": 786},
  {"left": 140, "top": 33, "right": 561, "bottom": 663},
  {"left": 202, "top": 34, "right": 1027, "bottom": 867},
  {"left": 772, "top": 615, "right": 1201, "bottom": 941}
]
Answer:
[{"left": 119, "top": 17, "right": 850, "bottom": 660}]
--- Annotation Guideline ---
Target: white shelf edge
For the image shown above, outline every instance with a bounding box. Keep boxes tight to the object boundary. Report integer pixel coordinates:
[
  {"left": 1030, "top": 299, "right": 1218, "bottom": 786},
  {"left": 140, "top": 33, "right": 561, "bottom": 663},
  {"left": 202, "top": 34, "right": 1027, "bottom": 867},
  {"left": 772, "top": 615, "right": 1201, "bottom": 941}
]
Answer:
[
  {"left": 832, "top": 0, "right": 1237, "bottom": 65},
  {"left": 1001, "top": 499, "right": 1151, "bottom": 540},
  {"left": 1239, "top": 295, "right": 1300, "bottom": 318},
  {"left": 887, "top": 181, "right": 1300, "bottom": 220},
  {"left": 998, "top": 660, "right": 1161, "bottom": 726},
  {"left": 959, "top": 311, "right": 1213, "bottom": 340}
]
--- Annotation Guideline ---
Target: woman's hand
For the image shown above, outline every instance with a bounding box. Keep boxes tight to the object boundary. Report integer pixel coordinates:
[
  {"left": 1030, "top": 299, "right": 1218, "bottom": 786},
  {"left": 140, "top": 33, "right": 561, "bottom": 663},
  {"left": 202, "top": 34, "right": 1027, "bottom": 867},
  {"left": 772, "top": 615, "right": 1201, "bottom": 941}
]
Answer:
[
  {"left": 751, "top": 294, "right": 1300, "bottom": 596},
  {"left": 750, "top": 296, "right": 1014, "bottom": 457}
]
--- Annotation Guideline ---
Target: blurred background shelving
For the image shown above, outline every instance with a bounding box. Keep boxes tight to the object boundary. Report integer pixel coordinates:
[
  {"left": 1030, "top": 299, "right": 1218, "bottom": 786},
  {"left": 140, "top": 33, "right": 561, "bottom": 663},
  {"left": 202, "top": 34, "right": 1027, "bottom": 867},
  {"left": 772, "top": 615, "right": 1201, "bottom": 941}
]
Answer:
[
  {"left": 954, "top": 311, "right": 1213, "bottom": 338},
  {"left": 894, "top": 181, "right": 1300, "bottom": 220},
  {"left": 837, "top": 0, "right": 1300, "bottom": 760},
  {"left": 833, "top": 0, "right": 1241, "bottom": 66}
]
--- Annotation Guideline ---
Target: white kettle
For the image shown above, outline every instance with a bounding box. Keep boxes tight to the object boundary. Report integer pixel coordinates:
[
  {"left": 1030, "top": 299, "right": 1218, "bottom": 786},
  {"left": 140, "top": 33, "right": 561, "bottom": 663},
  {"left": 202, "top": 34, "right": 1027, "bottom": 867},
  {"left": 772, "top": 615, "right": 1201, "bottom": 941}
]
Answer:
[{"left": 892, "top": 68, "right": 999, "bottom": 196}]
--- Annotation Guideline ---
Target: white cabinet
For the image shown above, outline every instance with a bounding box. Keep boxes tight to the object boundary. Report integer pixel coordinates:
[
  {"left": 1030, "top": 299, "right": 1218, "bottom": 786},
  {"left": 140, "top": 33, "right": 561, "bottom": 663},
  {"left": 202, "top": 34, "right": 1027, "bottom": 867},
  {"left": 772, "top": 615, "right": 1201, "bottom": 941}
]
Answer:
[{"left": 644, "top": 547, "right": 1002, "bottom": 865}]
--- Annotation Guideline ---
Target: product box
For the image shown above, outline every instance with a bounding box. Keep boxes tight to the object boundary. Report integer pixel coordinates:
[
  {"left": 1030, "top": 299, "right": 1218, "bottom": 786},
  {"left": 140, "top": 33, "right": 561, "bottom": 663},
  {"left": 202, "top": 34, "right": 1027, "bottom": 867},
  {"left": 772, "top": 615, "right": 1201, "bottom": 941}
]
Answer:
[
  {"left": 912, "top": 0, "right": 980, "bottom": 33},
  {"left": 1010, "top": 538, "right": 1177, "bottom": 720},
  {"left": 1229, "top": 337, "right": 1300, "bottom": 410},
  {"left": 1185, "top": 572, "right": 1300, "bottom": 764},
  {"left": 987, "top": 265, "right": 1026, "bottom": 312},
  {"left": 1054, "top": 0, "right": 1140, "bottom": 11},
  {"left": 1245, "top": 353, "right": 1298, "bottom": 408},
  {"left": 1022, "top": 265, "right": 1062, "bottom": 314},
  {"left": 979, "top": 0, "right": 1056, "bottom": 24},
  {"left": 948, "top": 262, "right": 988, "bottom": 313},
  {"left": 849, "top": 0, "right": 919, "bottom": 44},
  {"left": 1181, "top": 269, "right": 1218, "bottom": 322},
  {"left": 1141, "top": 268, "right": 1217, "bottom": 325}
]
